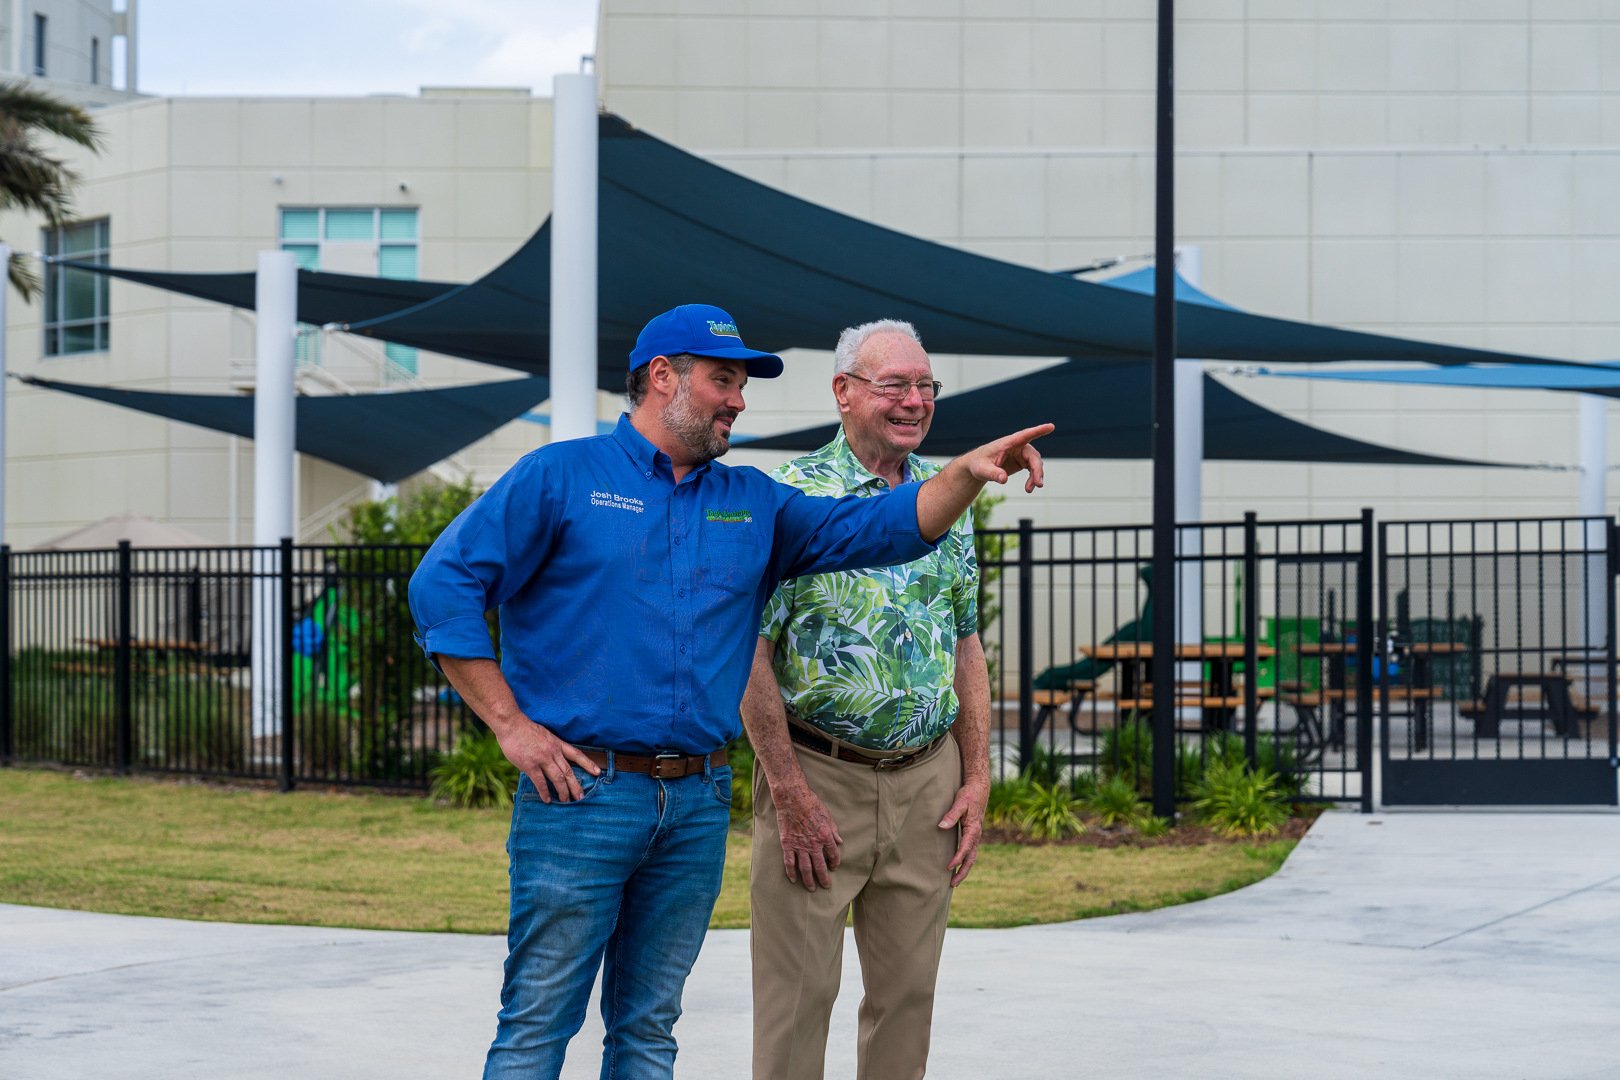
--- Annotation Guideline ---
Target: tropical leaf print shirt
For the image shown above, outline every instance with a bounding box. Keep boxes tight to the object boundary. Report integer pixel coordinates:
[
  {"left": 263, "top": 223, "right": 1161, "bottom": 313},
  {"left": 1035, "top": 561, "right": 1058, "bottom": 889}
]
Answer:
[{"left": 761, "top": 428, "right": 979, "bottom": 750}]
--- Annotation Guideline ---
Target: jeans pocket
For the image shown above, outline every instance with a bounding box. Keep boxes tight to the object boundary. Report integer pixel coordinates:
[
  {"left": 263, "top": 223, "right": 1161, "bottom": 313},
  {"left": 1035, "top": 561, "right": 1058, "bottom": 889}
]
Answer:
[
  {"left": 705, "top": 765, "right": 734, "bottom": 809},
  {"left": 517, "top": 766, "right": 606, "bottom": 804}
]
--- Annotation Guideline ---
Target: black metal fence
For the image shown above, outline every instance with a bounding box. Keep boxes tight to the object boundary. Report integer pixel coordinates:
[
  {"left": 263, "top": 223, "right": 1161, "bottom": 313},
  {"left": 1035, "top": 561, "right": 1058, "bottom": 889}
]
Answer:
[
  {"left": 5, "top": 514, "right": 1616, "bottom": 808},
  {"left": 981, "top": 512, "right": 1375, "bottom": 807},
  {"left": 2, "top": 540, "right": 473, "bottom": 791},
  {"left": 1378, "top": 517, "right": 1620, "bottom": 805}
]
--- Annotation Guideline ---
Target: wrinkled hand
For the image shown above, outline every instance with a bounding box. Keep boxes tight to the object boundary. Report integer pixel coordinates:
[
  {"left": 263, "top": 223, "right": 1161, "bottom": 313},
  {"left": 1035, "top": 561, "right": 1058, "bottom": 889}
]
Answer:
[
  {"left": 776, "top": 786, "right": 843, "bottom": 892},
  {"left": 967, "top": 423, "right": 1054, "bottom": 493},
  {"left": 940, "top": 775, "right": 990, "bottom": 887},
  {"left": 493, "top": 719, "right": 600, "bottom": 803}
]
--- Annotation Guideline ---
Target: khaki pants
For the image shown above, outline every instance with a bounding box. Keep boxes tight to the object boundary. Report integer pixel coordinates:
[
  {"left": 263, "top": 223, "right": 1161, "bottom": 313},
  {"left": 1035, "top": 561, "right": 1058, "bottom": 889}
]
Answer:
[{"left": 750, "top": 736, "right": 961, "bottom": 1080}]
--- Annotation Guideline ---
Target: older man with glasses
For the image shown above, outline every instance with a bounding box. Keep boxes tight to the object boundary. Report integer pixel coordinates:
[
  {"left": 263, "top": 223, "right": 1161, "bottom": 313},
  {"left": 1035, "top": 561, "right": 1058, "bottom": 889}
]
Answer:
[{"left": 742, "top": 318, "right": 990, "bottom": 1080}]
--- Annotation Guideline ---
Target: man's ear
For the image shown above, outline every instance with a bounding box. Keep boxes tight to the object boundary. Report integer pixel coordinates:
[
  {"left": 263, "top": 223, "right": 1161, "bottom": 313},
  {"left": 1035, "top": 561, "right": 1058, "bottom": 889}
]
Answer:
[
  {"left": 833, "top": 374, "right": 851, "bottom": 413},
  {"left": 645, "top": 355, "right": 674, "bottom": 394}
]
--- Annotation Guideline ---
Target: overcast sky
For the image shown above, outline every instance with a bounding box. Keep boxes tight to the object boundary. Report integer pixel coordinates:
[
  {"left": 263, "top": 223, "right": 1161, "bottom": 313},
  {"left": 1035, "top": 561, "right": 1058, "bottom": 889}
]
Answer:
[{"left": 137, "top": 0, "right": 599, "bottom": 97}]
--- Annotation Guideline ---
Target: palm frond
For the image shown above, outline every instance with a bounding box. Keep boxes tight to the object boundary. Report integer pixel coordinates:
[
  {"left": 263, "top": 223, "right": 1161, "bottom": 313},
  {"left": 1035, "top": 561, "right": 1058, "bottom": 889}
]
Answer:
[{"left": 0, "top": 81, "right": 102, "bottom": 150}]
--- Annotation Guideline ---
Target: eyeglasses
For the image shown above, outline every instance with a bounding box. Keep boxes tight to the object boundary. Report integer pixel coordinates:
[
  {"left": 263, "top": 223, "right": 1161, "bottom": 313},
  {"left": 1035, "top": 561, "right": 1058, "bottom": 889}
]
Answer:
[{"left": 843, "top": 373, "right": 943, "bottom": 401}]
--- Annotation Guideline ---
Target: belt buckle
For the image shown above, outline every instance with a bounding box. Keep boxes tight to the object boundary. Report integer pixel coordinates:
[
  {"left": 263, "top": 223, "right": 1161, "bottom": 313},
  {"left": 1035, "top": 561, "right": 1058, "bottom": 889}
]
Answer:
[
  {"left": 874, "top": 749, "right": 915, "bottom": 770},
  {"left": 652, "top": 751, "right": 687, "bottom": 780}
]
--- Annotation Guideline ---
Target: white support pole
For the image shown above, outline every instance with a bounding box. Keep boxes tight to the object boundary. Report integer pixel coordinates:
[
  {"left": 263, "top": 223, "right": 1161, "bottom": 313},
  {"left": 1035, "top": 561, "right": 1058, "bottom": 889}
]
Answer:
[
  {"left": 548, "top": 68, "right": 598, "bottom": 443},
  {"left": 122, "top": 0, "right": 138, "bottom": 91},
  {"left": 0, "top": 244, "right": 9, "bottom": 547},
  {"left": 251, "top": 251, "right": 296, "bottom": 740},
  {"left": 1174, "top": 247, "right": 1206, "bottom": 674},
  {"left": 1579, "top": 394, "right": 1608, "bottom": 700}
]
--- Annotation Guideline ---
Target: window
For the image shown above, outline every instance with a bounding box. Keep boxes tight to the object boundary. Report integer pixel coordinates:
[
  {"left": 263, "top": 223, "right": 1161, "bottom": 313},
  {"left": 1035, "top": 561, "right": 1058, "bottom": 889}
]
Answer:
[
  {"left": 43, "top": 219, "right": 110, "bottom": 356},
  {"left": 33, "top": 14, "right": 46, "bottom": 76},
  {"left": 90, "top": 37, "right": 99, "bottom": 84},
  {"left": 278, "top": 207, "right": 419, "bottom": 378}
]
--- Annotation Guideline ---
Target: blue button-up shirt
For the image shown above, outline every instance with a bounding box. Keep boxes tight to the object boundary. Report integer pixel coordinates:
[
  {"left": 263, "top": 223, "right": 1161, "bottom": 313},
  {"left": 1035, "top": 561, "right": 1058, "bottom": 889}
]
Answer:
[{"left": 409, "top": 414, "right": 935, "bottom": 754}]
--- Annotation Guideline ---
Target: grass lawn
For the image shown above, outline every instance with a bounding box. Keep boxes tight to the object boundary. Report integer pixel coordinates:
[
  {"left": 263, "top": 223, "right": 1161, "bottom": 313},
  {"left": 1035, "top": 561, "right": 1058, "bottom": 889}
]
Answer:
[{"left": 0, "top": 768, "right": 1300, "bottom": 934}]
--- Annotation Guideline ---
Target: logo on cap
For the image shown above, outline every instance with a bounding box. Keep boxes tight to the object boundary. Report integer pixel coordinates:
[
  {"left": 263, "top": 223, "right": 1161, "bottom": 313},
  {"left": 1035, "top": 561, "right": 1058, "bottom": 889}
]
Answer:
[{"left": 707, "top": 320, "right": 740, "bottom": 339}]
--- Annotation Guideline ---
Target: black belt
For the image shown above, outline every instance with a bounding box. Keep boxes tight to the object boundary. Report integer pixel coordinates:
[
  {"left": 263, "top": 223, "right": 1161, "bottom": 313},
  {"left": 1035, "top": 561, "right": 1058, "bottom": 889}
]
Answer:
[
  {"left": 787, "top": 724, "right": 941, "bottom": 771},
  {"left": 579, "top": 748, "right": 727, "bottom": 779}
]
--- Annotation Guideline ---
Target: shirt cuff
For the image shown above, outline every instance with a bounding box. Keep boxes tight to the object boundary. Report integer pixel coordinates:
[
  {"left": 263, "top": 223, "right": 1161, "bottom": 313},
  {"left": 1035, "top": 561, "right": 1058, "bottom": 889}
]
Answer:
[
  {"left": 889, "top": 481, "right": 942, "bottom": 557},
  {"left": 417, "top": 614, "right": 497, "bottom": 662}
]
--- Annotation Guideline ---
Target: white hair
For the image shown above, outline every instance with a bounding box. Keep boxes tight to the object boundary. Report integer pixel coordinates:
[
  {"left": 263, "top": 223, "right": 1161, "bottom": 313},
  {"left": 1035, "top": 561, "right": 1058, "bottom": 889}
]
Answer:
[{"left": 832, "top": 319, "right": 923, "bottom": 376}]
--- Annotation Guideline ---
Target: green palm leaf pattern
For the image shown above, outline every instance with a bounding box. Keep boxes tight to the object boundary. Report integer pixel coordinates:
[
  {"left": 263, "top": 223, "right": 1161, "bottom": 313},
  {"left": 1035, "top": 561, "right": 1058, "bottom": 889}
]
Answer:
[{"left": 760, "top": 428, "right": 980, "bottom": 751}]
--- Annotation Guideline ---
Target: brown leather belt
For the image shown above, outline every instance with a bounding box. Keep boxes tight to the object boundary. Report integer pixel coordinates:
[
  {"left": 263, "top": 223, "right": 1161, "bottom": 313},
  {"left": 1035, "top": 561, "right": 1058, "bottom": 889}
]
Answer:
[
  {"left": 787, "top": 724, "right": 942, "bottom": 771},
  {"left": 579, "top": 748, "right": 728, "bottom": 779}
]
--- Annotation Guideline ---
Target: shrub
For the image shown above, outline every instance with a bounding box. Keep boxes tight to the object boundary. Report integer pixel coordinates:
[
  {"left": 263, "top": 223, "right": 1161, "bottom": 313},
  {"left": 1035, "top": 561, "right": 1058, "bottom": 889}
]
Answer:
[
  {"left": 1086, "top": 772, "right": 1147, "bottom": 829},
  {"left": 430, "top": 731, "right": 519, "bottom": 809},
  {"left": 1134, "top": 813, "right": 1172, "bottom": 837},
  {"left": 1068, "top": 768, "right": 1098, "bottom": 801},
  {"left": 986, "top": 774, "right": 1035, "bottom": 828},
  {"left": 1014, "top": 780, "right": 1086, "bottom": 840},
  {"left": 1256, "top": 735, "right": 1307, "bottom": 799},
  {"left": 1190, "top": 759, "right": 1289, "bottom": 838},
  {"left": 1020, "top": 743, "right": 1066, "bottom": 786},
  {"left": 1100, "top": 716, "right": 1153, "bottom": 791}
]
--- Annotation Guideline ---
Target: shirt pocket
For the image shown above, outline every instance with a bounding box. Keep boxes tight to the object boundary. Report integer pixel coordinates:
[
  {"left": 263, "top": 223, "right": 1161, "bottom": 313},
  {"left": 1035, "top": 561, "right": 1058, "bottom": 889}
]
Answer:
[{"left": 698, "top": 527, "right": 769, "bottom": 596}]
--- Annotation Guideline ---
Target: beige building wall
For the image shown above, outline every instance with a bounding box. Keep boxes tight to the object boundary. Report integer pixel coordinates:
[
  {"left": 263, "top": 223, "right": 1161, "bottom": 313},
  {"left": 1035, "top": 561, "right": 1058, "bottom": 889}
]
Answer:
[
  {"left": 4, "top": 92, "right": 556, "bottom": 549},
  {"left": 0, "top": 0, "right": 139, "bottom": 106},
  {"left": 599, "top": 0, "right": 1620, "bottom": 528}
]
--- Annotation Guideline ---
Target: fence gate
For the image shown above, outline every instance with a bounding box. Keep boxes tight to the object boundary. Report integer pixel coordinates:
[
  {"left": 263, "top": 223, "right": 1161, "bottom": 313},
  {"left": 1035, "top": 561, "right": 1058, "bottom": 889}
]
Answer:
[{"left": 1378, "top": 518, "right": 1620, "bottom": 806}]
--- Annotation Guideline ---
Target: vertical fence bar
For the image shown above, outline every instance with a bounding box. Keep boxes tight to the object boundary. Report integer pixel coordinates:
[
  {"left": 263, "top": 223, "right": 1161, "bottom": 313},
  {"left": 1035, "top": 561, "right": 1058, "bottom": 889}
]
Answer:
[
  {"left": 1359, "top": 509, "right": 1376, "bottom": 813},
  {"left": 1016, "top": 518, "right": 1034, "bottom": 772},
  {"left": 115, "top": 540, "right": 133, "bottom": 774},
  {"left": 279, "top": 538, "right": 295, "bottom": 793},
  {"left": 1609, "top": 519, "right": 1618, "bottom": 768},
  {"left": 0, "top": 544, "right": 9, "bottom": 766},
  {"left": 1242, "top": 513, "right": 1259, "bottom": 765}
]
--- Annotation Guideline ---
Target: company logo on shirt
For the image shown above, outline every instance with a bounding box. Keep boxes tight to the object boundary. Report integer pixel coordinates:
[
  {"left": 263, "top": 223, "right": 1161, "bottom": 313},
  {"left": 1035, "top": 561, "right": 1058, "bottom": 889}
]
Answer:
[
  {"left": 591, "top": 490, "right": 645, "bottom": 514},
  {"left": 706, "top": 509, "right": 753, "bottom": 524},
  {"left": 707, "top": 320, "right": 740, "bottom": 339}
]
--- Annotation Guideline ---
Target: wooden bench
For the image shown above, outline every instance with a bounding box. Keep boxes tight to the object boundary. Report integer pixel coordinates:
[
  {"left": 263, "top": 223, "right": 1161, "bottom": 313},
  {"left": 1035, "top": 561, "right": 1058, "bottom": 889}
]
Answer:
[
  {"left": 1029, "top": 681, "right": 1099, "bottom": 738},
  {"left": 50, "top": 661, "right": 113, "bottom": 677},
  {"left": 1278, "top": 687, "right": 1442, "bottom": 706}
]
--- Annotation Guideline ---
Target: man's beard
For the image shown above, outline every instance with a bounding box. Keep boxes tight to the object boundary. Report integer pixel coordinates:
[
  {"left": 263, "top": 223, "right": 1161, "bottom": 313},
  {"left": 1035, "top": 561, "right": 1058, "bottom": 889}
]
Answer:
[{"left": 663, "top": 374, "right": 734, "bottom": 463}]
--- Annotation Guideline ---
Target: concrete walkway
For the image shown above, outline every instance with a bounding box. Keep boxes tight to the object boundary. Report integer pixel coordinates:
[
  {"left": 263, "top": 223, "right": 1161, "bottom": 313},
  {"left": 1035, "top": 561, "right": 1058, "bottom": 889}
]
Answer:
[{"left": 3, "top": 811, "right": 1618, "bottom": 1079}]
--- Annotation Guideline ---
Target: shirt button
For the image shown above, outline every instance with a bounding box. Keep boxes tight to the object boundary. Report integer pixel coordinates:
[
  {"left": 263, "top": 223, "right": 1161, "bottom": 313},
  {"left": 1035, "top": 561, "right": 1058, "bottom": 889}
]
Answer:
[
  {"left": 644, "top": 470, "right": 652, "bottom": 479},
  {"left": 674, "top": 537, "right": 682, "bottom": 545},
  {"left": 678, "top": 588, "right": 686, "bottom": 597},
  {"left": 679, "top": 702, "right": 688, "bottom": 712},
  {"left": 680, "top": 645, "right": 687, "bottom": 654}
]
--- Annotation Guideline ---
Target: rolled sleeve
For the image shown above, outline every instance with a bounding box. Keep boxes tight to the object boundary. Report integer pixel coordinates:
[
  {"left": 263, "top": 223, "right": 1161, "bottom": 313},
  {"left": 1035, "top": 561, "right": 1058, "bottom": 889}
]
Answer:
[{"left": 407, "top": 450, "right": 558, "bottom": 663}]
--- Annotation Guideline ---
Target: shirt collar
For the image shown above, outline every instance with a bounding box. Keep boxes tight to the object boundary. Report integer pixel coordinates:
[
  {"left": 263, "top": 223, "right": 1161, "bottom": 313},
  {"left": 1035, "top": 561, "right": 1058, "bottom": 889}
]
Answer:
[
  {"left": 830, "top": 425, "right": 916, "bottom": 490},
  {"left": 612, "top": 412, "right": 715, "bottom": 482}
]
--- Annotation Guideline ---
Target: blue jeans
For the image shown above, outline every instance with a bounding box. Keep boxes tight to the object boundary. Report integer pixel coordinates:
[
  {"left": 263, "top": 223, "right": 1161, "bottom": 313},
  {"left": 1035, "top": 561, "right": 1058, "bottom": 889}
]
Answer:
[{"left": 483, "top": 755, "right": 732, "bottom": 1080}]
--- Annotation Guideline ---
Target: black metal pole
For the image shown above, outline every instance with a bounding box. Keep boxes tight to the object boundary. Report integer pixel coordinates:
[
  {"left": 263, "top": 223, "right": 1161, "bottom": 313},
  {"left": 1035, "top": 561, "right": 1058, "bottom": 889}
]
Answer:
[
  {"left": 0, "top": 544, "right": 10, "bottom": 766},
  {"left": 1149, "top": 0, "right": 1178, "bottom": 820},
  {"left": 1017, "top": 517, "right": 1035, "bottom": 772},
  {"left": 1607, "top": 518, "right": 1617, "bottom": 769},
  {"left": 279, "top": 537, "right": 295, "bottom": 793},
  {"left": 115, "top": 539, "right": 132, "bottom": 774},
  {"left": 1242, "top": 513, "right": 1259, "bottom": 766},
  {"left": 1358, "top": 508, "right": 1376, "bottom": 813}
]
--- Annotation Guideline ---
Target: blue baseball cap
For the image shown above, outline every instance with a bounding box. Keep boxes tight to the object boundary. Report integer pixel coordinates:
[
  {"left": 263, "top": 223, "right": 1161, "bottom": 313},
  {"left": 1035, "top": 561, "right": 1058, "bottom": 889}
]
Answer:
[{"left": 628, "top": 304, "right": 784, "bottom": 379}]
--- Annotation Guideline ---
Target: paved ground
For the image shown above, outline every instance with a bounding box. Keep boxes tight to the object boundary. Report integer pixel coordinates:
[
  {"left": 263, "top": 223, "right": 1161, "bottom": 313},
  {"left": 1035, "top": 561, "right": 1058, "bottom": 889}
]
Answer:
[{"left": 4, "top": 810, "right": 1619, "bottom": 1079}]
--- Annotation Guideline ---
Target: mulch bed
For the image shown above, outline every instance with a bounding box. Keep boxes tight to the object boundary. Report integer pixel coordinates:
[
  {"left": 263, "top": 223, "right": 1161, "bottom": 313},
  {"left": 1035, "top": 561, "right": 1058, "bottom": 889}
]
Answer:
[{"left": 981, "top": 807, "right": 1320, "bottom": 849}]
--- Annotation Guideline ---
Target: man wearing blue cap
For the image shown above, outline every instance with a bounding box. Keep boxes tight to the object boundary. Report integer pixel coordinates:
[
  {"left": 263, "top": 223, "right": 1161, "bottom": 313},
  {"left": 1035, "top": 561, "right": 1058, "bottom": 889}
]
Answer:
[{"left": 410, "top": 303, "right": 1051, "bottom": 1080}]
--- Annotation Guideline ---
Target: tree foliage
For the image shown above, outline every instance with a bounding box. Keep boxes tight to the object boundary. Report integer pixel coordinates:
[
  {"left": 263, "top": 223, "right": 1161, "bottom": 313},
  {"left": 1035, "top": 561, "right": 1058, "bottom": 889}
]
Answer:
[
  {"left": 0, "top": 82, "right": 102, "bottom": 298},
  {"left": 339, "top": 476, "right": 481, "bottom": 545}
]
